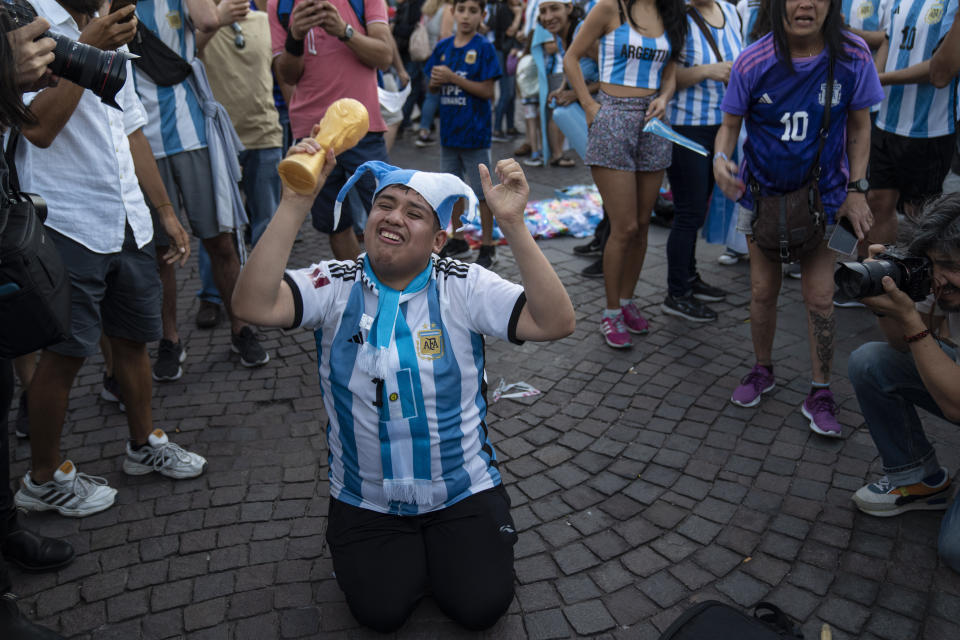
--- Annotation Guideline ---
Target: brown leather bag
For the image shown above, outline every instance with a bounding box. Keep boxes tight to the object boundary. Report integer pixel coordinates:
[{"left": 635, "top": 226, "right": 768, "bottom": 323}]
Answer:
[{"left": 750, "top": 62, "right": 834, "bottom": 264}]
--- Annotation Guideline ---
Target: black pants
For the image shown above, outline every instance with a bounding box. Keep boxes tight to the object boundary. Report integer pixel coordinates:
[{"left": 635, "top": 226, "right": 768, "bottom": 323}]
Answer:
[
  {"left": 0, "top": 359, "right": 14, "bottom": 592},
  {"left": 326, "top": 485, "right": 517, "bottom": 633}
]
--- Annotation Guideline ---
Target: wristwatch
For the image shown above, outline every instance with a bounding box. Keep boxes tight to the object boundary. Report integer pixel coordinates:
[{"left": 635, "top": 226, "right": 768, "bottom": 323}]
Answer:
[
  {"left": 339, "top": 24, "right": 355, "bottom": 42},
  {"left": 847, "top": 178, "right": 869, "bottom": 193}
]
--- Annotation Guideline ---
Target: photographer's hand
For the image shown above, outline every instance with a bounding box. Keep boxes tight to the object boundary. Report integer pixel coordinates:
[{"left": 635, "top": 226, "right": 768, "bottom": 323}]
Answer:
[
  {"left": 7, "top": 17, "right": 56, "bottom": 92},
  {"left": 862, "top": 275, "right": 922, "bottom": 323},
  {"left": 78, "top": 6, "right": 137, "bottom": 50}
]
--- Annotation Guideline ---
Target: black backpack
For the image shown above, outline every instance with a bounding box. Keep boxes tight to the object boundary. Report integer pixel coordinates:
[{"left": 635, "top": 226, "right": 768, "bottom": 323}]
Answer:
[
  {"left": 0, "top": 132, "right": 71, "bottom": 358},
  {"left": 659, "top": 601, "right": 806, "bottom": 640}
]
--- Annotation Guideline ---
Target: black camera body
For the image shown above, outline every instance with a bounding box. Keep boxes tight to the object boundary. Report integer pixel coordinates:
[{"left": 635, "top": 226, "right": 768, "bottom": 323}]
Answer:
[
  {"left": 834, "top": 249, "right": 933, "bottom": 302},
  {"left": 1, "top": 0, "right": 133, "bottom": 109}
]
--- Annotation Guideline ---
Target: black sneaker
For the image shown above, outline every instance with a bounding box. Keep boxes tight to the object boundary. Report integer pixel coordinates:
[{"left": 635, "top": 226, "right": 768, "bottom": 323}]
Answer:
[
  {"left": 690, "top": 275, "right": 727, "bottom": 302},
  {"left": 14, "top": 390, "right": 28, "bottom": 438},
  {"left": 152, "top": 340, "right": 187, "bottom": 382},
  {"left": 581, "top": 259, "right": 603, "bottom": 278},
  {"left": 491, "top": 130, "right": 509, "bottom": 142},
  {"left": 195, "top": 300, "right": 222, "bottom": 329},
  {"left": 506, "top": 127, "right": 521, "bottom": 137},
  {"left": 100, "top": 373, "right": 126, "bottom": 412},
  {"left": 1, "top": 593, "right": 66, "bottom": 639},
  {"left": 231, "top": 327, "right": 269, "bottom": 367},
  {"left": 414, "top": 131, "right": 435, "bottom": 147},
  {"left": 476, "top": 245, "right": 497, "bottom": 268},
  {"left": 661, "top": 294, "right": 718, "bottom": 322},
  {"left": 439, "top": 237, "right": 471, "bottom": 259},
  {"left": 573, "top": 237, "right": 602, "bottom": 256}
]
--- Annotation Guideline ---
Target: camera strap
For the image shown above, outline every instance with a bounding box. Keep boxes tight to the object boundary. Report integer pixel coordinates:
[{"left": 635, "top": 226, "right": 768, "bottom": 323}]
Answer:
[{"left": 807, "top": 58, "right": 834, "bottom": 183}]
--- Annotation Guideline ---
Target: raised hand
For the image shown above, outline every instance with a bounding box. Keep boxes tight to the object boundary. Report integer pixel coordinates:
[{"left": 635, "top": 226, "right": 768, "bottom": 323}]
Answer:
[{"left": 478, "top": 158, "right": 529, "bottom": 231}]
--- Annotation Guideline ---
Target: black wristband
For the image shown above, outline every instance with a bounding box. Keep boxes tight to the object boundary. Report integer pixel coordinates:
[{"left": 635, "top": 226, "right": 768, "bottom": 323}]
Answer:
[{"left": 285, "top": 32, "right": 305, "bottom": 56}]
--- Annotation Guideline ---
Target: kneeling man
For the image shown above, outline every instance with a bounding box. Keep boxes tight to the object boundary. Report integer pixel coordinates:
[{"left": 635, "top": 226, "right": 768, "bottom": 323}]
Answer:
[{"left": 234, "top": 140, "right": 575, "bottom": 631}]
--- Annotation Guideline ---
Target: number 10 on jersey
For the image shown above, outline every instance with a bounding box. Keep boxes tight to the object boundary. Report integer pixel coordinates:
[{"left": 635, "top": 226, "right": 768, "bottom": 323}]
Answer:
[{"left": 780, "top": 111, "right": 809, "bottom": 142}]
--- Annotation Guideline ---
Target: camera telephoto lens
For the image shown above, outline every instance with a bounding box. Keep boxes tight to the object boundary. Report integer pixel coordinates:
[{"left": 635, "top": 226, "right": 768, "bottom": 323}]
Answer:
[{"left": 834, "top": 260, "right": 901, "bottom": 300}]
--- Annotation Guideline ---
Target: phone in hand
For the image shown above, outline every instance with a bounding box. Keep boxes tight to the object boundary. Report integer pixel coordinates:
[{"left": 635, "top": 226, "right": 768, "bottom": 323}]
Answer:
[
  {"left": 109, "top": 0, "right": 138, "bottom": 22},
  {"left": 828, "top": 216, "right": 859, "bottom": 256}
]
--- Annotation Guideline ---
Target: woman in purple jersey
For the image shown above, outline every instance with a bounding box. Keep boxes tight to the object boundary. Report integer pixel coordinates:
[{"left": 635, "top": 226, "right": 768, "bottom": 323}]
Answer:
[{"left": 712, "top": 0, "right": 882, "bottom": 437}]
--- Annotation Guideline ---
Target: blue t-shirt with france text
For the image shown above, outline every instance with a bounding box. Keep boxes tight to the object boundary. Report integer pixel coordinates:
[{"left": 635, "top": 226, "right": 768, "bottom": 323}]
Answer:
[{"left": 425, "top": 33, "right": 501, "bottom": 149}]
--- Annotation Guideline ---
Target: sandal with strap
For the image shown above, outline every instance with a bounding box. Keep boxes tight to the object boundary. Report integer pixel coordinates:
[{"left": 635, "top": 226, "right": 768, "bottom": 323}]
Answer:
[{"left": 550, "top": 156, "right": 576, "bottom": 168}]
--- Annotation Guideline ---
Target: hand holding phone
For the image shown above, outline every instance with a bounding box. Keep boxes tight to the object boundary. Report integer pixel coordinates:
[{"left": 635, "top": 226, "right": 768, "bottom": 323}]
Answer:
[
  {"left": 109, "top": 0, "right": 138, "bottom": 23},
  {"left": 828, "top": 216, "right": 859, "bottom": 256}
]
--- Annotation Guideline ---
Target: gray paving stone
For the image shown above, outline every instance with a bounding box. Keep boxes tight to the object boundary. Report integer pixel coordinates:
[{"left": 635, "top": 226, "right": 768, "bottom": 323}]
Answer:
[
  {"left": 562, "top": 600, "right": 617, "bottom": 635},
  {"left": 525, "top": 608, "right": 571, "bottom": 640}
]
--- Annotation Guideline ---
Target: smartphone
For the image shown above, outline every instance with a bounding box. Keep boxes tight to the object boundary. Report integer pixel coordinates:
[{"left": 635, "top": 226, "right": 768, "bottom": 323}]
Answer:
[
  {"left": 828, "top": 216, "right": 859, "bottom": 256},
  {"left": 109, "top": 0, "right": 137, "bottom": 21}
]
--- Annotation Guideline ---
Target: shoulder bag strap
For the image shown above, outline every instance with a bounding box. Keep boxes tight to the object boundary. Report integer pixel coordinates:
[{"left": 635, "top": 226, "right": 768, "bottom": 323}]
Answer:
[
  {"left": 807, "top": 57, "right": 834, "bottom": 181},
  {"left": 4, "top": 129, "right": 22, "bottom": 195},
  {"left": 686, "top": 4, "right": 724, "bottom": 62}
]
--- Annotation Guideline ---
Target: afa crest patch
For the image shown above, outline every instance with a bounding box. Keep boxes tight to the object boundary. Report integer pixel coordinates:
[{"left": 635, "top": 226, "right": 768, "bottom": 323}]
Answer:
[
  {"left": 465, "top": 50, "right": 477, "bottom": 64},
  {"left": 927, "top": 1, "right": 945, "bottom": 23},
  {"left": 166, "top": 11, "right": 182, "bottom": 29},
  {"left": 857, "top": 1, "right": 874, "bottom": 19},
  {"left": 417, "top": 324, "right": 444, "bottom": 360}
]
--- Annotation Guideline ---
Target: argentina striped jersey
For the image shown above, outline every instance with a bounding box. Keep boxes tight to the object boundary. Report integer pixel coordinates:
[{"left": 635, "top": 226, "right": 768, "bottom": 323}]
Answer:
[
  {"left": 669, "top": 2, "right": 744, "bottom": 126},
  {"left": 285, "top": 256, "right": 526, "bottom": 515},
  {"left": 842, "top": 0, "right": 889, "bottom": 32},
  {"left": 598, "top": 22, "right": 672, "bottom": 89},
  {"left": 736, "top": 0, "right": 761, "bottom": 43},
  {"left": 133, "top": 0, "right": 208, "bottom": 158},
  {"left": 877, "top": 0, "right": 958, "bottom": 137}
]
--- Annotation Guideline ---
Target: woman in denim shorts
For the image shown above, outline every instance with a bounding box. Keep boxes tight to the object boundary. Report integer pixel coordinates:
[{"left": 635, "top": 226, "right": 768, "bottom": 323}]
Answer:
[{"left": 564, "top": 0, "right": 687, "bottom": 349}]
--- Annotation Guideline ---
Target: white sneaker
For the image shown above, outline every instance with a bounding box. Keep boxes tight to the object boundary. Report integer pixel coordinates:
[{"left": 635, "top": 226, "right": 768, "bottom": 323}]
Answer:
[
  {"left": 15, "top": 461, "right": 117, "bottom": 517},
  {"left": 123, "top": 429, "right": 207, "bottom": 479}
]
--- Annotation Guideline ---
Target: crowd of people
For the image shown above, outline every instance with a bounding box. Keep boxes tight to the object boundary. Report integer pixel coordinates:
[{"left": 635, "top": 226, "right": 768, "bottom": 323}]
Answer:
[{"left": 1, "top": 0, "right": 960, "bottom": 635}]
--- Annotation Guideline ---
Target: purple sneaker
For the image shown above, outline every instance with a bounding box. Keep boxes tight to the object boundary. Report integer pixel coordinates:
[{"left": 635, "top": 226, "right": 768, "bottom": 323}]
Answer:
[
  {"left": 802, "top": 388, "right": 842, "bottom": 438},
  {"left": 620, "top": 302, "right": 649, "bottom": 334},
  {"left": 730, "top": 364, "right": 775, "bottom": 408},
  {"left": 601, "top": 314, "right": 632, "bottom": 349}
]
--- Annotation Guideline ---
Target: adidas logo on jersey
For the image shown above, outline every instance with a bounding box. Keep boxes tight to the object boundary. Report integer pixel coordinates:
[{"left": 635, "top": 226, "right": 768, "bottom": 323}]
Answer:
[
  {"left": 347, "top": 332, "right": 364, "bottom": 345},
  {"left": 759, "top": 93, "right": 774, "bottom": 104}
]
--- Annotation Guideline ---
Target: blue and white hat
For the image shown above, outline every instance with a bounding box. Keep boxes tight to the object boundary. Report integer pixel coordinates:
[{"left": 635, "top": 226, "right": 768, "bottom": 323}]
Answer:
[{"left": 333, "top": 161, "right": 480, "bottom": 231}]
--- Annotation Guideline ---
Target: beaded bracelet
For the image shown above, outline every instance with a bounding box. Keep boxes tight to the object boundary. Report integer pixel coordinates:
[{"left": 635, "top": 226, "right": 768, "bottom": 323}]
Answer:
[{"left": 904, "top": 329, "right": 931, "bottom": 344}]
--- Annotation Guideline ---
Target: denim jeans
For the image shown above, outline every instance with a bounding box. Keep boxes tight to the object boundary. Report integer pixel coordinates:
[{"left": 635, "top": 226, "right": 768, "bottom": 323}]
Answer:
[
  {"left": 198, "top": 147, "right": 283, "bottom": 304},
  {"left": 419, "top": 91, "right": 440, "bottom": 131},
  {"left": 493, "top": 49, "right": 515, "bottom": 133},
  {"left": 401, "top": 59, "right": 426, "bottom": 130},
  {"left": 664, "top": 124, "right": 718, "bottom": 297},
  {"left": 848, "top": 340, "right": 960, "bottom": 572}
]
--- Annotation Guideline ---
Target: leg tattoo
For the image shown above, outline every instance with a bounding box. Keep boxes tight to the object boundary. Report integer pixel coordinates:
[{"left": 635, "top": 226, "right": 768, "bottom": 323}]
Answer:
[{"left": 809, "top": 310, "right": 835, "bottom": 380}]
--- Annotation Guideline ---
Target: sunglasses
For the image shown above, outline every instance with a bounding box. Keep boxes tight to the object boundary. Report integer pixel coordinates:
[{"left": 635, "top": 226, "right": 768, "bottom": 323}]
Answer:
[{"left": 231, "top": 22, "right": 245, "bottom": 49}]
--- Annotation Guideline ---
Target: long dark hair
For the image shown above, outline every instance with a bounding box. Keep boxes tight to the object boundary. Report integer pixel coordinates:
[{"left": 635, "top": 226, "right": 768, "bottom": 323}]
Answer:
[
  {"left": 769, "top": 0, "right": 855, "bottom": 70},
  {"left": 622, "top": 0, "right": 687, "bottom": 61},
  {"left": 560, "top": 5, "right": 585, "bottom": 51},
  {"left": 0, "top": 9, "right": 36, "bottom": 130},
  {"left": 750, "top": 0, "right": 772, "bottom": 43}
]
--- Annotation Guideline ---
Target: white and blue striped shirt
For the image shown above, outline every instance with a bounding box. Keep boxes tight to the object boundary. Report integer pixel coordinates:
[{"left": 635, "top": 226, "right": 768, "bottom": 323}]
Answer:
[
  {"left": 842, "top": 0, "right": 889, "bottom": 32},
  {"left": 133, "top": 0, "right": 207, "bottom": 158},
  {"left": 598, "top": 22, "right": 672, "bottom": 89},
  {"left": 669, "top": 2, "right": 743, "bottom": 127},
  {"left": 877, "top": 0, "right": 958, "bottom": 138},
  {"left": 285, "top": 256, "right": 525, "bottom": 515},
  {"left": 736, "top": 0, "right": 761, "bottom": 44}
]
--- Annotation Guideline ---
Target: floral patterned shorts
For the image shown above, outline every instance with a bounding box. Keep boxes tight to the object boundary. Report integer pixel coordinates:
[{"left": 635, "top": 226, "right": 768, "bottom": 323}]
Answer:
[{"left": 584, "top": 91, "right": 672, "bottom": 172}]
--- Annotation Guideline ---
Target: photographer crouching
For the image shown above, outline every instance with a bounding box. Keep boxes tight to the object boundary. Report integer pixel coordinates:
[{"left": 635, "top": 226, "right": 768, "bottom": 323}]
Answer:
[{"left": 843, "top": 193, "right": 960, "bottom": 573}]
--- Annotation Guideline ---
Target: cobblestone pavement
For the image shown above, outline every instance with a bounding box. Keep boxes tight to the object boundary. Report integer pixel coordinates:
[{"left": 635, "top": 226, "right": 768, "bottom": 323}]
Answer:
[{"left": 8, "top": 134, "right": 960, "bottom": 639}]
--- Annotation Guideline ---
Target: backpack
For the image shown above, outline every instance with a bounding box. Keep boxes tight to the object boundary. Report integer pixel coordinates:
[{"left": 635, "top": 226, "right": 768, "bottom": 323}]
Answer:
[
  {"left": 0, "top": 133, "right": 71, "bottom": 358},
  {"left": 659, "top": 600, "right": 805, "bottom": 640}
]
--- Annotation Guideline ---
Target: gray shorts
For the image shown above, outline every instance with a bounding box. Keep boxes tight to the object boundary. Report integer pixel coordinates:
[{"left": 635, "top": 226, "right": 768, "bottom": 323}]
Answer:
[
  {"left": 47, "top": 226, "right": 162, "bottom": 358},
  {"left": 151, "top": 148, "right": 220, "bottom": 246},
  {"left": 440, "top": 147, "right": 491, "bottom": 204},
  {"left": 584, "top": 91, "right": 672, "bottom": 172}
]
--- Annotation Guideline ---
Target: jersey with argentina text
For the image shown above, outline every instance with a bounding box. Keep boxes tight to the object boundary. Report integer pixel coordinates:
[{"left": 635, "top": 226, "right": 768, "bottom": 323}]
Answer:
[
  {"left": 133, "top": 0, "right": 207, "bottom": 159},
  {"left": 284, "top": 256, "right": 525, "bottom": 515},
  {"left": 598, "top": 21, "right": 672, "bottom": 89},
  {"left": 877, "top": 0, "right": 958, "bottom": 138},
  {"left": 669, "top": 2, "right": 744, "bottom": 127},
  {"left": 425, "top": 34, "right": 502, "bottom": 149},
  {"left": 721, "top": 33, "right": 884, "bottom": 217}
]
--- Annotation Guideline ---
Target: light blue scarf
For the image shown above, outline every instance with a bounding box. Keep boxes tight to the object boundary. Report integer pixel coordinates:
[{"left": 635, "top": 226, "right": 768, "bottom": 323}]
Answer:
[{"left": 357, "top": 257, "right": 434, "bottom": 380}]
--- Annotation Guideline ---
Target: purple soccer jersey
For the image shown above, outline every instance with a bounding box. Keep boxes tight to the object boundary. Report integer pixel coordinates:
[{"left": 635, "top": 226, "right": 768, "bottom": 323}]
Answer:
[{"left": 721, "top": 33, "right": 884, "bottom": 218}]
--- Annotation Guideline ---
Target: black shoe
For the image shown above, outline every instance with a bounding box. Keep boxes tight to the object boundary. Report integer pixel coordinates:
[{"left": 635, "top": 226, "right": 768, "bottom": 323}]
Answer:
[
  {"left": 506, "top": 128, "right": 521, "bottom": 137},
  {"left": 573, "top": 237, "right": 602, "bottom": 256},
  {"left": 654, "top": 194, "right": 675, "bottom": 217},
  {"left": 100, "top": 373, "right": 126, "bottom": 412},
  {"left": 439, "top": 238, "right": 471, "bottom": 259},
  {"left": 153, "top": 339, "right": 187, "bottom": 382},
  {"left": 14, "top": 391, "right": 28, "bottom": 439},
  {"left": 195, "top": 300, "right": 222, "bottom": 329},
  {"left": 661, "top": 294, "right": 718, "bottom": 322},
  {"left": 581, "top": 259, "right": 604, "bottom": 278},
  {"left": 690, "top": 275, "right": 727, "bottom": 302},
  {"left": 0, "top": 593, "right": 65, "bottom": 639},
  {"left": 231, "top": 327, "right": 269, "bottom": 368},
  {"left": 476, "top": 245, "right": 497, "bottom": 269},
  {"left": 1, "top": 510, "right": 74, "bottom": 573}
]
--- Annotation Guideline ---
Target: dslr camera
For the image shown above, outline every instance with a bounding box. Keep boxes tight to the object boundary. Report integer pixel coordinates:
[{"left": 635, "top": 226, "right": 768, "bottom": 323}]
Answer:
[
  {"left": 1, "top": 0, "right": 133, "bottom": 109},
  {"left": 834, "top": 249, "right": 933, "bottom": 302}
]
